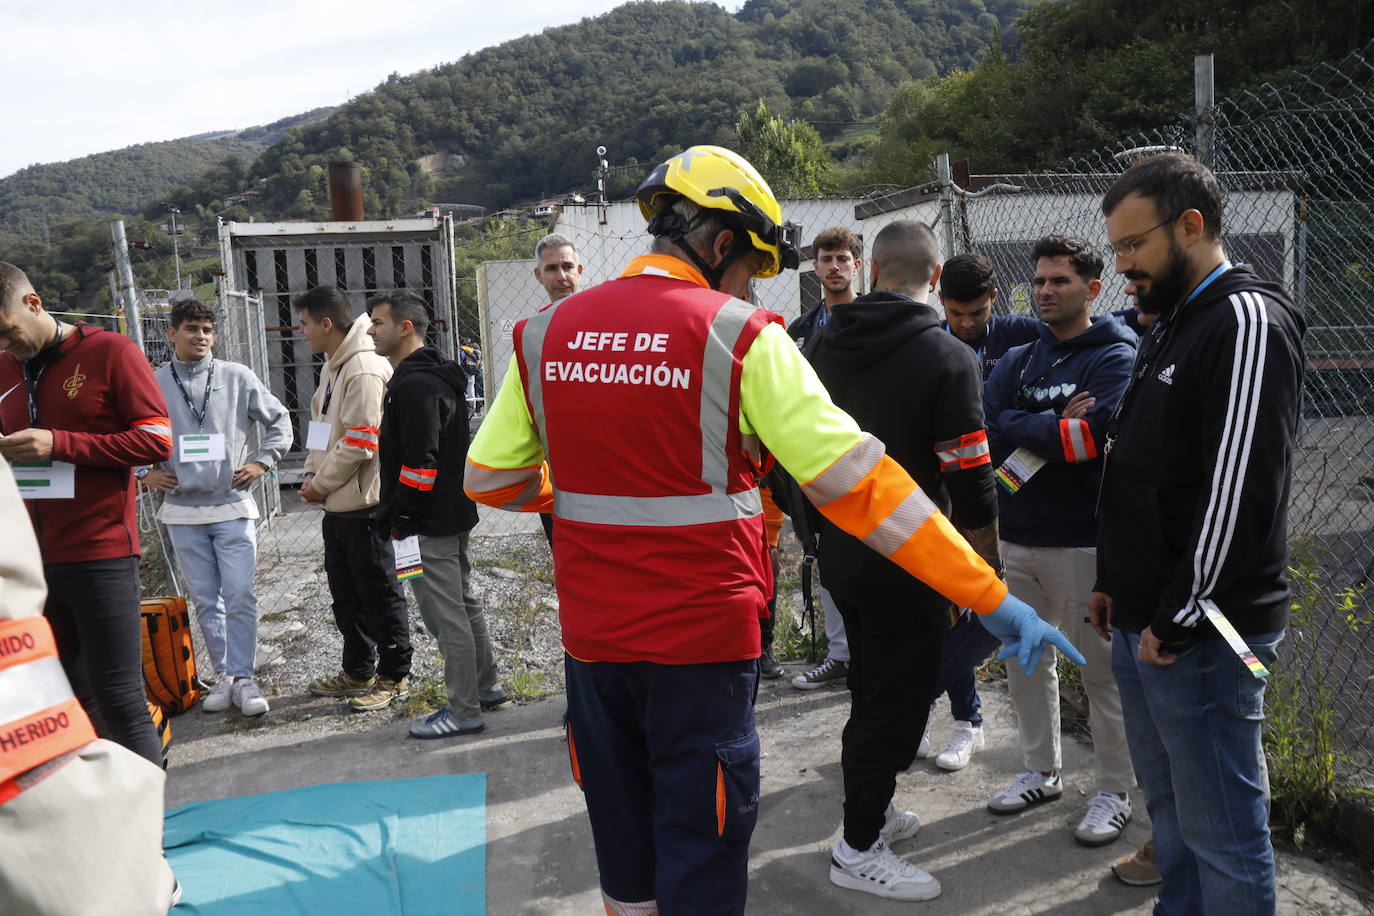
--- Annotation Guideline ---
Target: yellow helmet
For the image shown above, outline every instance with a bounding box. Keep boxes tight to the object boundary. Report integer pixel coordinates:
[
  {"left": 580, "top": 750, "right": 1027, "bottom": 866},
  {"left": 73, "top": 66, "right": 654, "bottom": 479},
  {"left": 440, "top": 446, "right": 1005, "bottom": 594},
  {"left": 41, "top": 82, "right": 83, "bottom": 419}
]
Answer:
[{"left": 636, "top": 145, "right": 801, "bottom": 279}]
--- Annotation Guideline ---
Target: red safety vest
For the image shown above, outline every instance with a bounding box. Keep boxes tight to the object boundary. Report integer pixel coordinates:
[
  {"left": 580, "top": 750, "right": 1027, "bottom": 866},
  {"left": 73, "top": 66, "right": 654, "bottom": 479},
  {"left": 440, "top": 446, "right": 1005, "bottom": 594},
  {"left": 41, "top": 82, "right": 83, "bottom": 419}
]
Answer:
[
  {"left": 514, "top": 255, "right": 780, "bottom": 664},
  {"left": 0, "top": 616, "right": 98, "bottom": 804}
]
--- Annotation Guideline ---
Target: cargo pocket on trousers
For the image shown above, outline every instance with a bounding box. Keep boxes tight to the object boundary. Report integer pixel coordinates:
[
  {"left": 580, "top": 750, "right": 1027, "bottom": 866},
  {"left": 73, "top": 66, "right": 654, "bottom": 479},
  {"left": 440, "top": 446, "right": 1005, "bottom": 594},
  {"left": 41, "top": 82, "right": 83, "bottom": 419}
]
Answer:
[{"left": 714, "top": 730, "right": 760, "bottom": 842}]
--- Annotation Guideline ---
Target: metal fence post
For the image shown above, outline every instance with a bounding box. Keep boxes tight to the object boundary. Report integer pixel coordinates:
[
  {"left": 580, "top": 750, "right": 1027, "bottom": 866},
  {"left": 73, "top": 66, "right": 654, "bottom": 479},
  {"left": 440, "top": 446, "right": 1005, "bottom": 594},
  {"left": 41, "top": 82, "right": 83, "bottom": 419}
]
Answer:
[
  {"left": 111, "top": 219, "right": 143, "bottom": 348},
  {"left": 1195, "top": 54, "right": 1216, "bottom": 168}
]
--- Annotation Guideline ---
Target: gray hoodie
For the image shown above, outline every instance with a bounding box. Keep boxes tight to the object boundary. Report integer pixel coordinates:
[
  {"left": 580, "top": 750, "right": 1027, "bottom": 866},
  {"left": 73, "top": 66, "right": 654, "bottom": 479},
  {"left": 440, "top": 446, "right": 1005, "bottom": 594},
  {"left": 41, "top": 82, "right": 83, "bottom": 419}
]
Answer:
[{"left": 154, "top": 354, "right": 293, "bottom": 507}]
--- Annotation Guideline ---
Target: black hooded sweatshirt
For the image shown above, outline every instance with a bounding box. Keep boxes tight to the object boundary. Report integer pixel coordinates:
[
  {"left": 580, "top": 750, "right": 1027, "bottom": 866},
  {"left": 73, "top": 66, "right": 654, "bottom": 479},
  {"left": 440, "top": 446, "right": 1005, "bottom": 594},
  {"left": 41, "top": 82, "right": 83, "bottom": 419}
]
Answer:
[
  {"left": 1095, "top": 264, "right": 1306, "bottom": 643},
  {"left": 808, "top": 291, "right": 998, "bottom": 598},
  {"left": 376, "top": 346, "right": 480, "bottom": 538}
]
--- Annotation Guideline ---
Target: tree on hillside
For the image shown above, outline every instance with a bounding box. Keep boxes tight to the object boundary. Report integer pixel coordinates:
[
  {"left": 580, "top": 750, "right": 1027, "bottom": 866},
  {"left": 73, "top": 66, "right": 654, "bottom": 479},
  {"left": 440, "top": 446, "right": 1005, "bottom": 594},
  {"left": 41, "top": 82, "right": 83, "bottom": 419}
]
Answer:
[{"left": 734, "top": 101, "right": 834, "bottom": 197}]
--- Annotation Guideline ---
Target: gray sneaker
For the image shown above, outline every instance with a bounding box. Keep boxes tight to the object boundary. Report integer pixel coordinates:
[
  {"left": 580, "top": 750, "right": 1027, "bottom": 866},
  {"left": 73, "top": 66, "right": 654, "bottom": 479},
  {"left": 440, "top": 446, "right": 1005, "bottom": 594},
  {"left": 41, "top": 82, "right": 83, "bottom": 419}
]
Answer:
[
  {"left": 791, "top": 657, "right": 848, "bottom": 690},
  {"left": 409, "top": 707, "right": 485, "bottom": 740},
  {"left": 479, "top": 687, "right": 510, "bottom": 710}
]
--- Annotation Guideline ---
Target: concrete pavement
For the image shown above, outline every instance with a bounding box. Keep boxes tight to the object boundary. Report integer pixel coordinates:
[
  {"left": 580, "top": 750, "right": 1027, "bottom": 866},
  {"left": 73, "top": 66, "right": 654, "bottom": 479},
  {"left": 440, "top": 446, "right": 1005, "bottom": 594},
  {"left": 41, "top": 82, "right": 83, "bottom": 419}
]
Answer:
[{"left": 166, "top": 671, "right": 1372, "bottom": 915}]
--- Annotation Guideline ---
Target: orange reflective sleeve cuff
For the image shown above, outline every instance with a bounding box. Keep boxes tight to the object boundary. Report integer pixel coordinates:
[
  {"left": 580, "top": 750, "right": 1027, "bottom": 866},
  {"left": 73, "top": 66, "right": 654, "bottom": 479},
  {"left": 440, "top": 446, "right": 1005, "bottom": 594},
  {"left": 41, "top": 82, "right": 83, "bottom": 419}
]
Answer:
[
  {"left": 807, "top": 445, "right": 1006, "bottom": 613},
  {"left": 464, "top": 458, "right": 554, "bottom": 513},
  {"left": 886, "top": 512, "right": 1009, "bottom": 614}
]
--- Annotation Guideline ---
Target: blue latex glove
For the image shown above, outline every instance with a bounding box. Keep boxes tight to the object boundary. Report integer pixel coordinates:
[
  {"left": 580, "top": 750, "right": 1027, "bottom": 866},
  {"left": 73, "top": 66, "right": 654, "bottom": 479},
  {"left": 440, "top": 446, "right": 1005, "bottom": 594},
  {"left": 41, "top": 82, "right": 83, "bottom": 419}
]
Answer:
[{"left": 980, "top": 592, "right": 1087, "bottom": 678}]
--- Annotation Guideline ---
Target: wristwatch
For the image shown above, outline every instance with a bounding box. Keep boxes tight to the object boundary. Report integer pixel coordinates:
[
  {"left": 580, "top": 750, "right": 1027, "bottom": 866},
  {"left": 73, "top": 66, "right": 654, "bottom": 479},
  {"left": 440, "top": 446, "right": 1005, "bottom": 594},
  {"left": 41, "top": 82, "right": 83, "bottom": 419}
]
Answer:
[{"left": 135, "top": 466, "right": 151, "bottom": 480}]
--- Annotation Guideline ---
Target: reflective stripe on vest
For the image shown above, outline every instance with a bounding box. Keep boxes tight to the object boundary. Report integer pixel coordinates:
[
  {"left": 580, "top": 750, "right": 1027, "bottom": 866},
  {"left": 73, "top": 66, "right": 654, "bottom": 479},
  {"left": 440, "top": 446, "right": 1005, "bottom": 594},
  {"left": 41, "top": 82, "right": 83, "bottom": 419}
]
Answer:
[
  {"left": 521, "top": 295, "right": 762, "bottom": 527},
  {"left": 0, "top": 616, "right": 98, "bottom": 789}
]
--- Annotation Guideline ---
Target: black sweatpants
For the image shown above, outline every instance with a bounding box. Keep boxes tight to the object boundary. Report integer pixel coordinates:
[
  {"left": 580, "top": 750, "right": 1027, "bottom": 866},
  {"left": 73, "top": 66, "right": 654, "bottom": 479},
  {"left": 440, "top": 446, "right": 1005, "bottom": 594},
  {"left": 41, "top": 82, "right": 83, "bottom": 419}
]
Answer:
[
  {"left": 43, "top": 556, "right": 163, "bottom": 767},
  {"left": 831, "top": 581, "right": 945, "bottom": 851},
  {"left": 322, "top": 513, "right": 412, "bottom": 680}
]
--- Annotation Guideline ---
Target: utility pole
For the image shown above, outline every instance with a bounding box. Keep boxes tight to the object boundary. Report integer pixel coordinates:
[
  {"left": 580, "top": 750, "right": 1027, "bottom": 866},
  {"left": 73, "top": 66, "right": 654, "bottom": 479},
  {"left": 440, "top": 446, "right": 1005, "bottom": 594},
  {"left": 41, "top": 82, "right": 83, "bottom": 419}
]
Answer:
[
  {"left": 1195, "top": 55, "right": 1216, "bottom": 170},
  {"left": 110, "top": 219, "right": 144, "bottom": 349},
  {"left": 163, "top": 203, "right": 183, "bottom": 289}
]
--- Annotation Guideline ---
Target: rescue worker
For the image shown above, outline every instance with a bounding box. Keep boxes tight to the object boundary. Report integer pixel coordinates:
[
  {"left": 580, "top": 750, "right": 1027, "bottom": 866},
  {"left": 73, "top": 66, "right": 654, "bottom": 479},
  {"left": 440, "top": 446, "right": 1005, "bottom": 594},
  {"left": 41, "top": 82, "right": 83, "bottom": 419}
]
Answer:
[
  {"left": 464, "top": 145, "right": 1081, "bottom": 916},
  {"left": 0, "top": 458, "right": 178, "bottom": 915}
]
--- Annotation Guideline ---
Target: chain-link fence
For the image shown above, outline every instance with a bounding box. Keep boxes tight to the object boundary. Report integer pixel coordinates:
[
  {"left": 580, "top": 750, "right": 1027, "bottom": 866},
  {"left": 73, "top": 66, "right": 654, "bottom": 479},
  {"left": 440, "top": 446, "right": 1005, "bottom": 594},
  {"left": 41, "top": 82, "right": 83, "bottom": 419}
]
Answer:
[
  {"left": 950, "top": 45, "right": 1374, "bottom": 820},
  {"left": 122, "top": 46, "right": 1373, "bottom": 823}
]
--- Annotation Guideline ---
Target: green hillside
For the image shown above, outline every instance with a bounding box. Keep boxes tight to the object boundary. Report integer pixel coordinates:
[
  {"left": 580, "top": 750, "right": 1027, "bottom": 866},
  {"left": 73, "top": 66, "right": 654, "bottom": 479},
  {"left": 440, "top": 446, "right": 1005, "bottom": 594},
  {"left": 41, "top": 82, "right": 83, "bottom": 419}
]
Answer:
[
  {"left": 0, "top": 108, "right": 336, "bottom": 248},
  {"left": 161, "top": 0, "right": 1032, "bottom": 221}
]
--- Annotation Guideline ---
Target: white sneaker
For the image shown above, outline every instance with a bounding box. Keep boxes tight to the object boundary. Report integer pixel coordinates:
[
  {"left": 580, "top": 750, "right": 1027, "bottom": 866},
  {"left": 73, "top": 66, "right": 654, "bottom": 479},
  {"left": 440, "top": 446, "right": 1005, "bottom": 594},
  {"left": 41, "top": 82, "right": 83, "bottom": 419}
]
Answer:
[
  {"left": 935, "top": 721, "right": 985, "bottom": 771},
  {"left": 231, "top": 678, "right": 269, "bottom": 717},
  {"left": 1075, "top": 792, "right": 1132, "bottom": 847},
  {"left": 988, "top": 769, "right": 1063, "bottom": 814},
  {"left": 878, "top": 804, "right": 921, "bottom": 844},
  {"left": 829, "top": 838, "right": 941, "bottom": 901},
  {"left": 201, "top": 675, "right": 233, "bottom": 713},
  {"left": 916, "top": 728, "right": 933, "bottom": 758}
]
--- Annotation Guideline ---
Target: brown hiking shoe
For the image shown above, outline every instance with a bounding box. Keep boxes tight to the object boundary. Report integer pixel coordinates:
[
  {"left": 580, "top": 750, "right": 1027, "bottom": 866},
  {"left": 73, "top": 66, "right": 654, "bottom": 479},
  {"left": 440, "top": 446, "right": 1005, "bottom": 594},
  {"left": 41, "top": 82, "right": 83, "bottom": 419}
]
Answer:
[
  {"left": 349, "top": 676, "right": 410, "bottom": 711},
  {"left": 1112, "top": 839, "right": 1162, "bottom": 886},
  {"left": 309, "top": 671, "right": 376, "bottom": 698}
]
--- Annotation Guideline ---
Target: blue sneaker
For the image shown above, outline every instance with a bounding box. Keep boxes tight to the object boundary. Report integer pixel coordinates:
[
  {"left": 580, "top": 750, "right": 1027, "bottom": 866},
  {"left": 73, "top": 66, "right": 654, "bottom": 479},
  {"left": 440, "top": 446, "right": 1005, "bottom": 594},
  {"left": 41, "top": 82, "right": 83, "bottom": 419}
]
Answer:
[{"left": 408, "top": 707, "right": 484, "bottom": 740}]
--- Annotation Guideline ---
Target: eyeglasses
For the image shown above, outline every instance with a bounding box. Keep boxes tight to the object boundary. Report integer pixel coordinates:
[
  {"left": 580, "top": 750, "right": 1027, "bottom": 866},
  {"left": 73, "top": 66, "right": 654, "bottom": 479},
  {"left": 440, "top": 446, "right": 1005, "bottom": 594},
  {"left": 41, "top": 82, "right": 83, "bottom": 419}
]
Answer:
[{"left": 1107, "top": 212, "right": 1180, "bottom": 257}]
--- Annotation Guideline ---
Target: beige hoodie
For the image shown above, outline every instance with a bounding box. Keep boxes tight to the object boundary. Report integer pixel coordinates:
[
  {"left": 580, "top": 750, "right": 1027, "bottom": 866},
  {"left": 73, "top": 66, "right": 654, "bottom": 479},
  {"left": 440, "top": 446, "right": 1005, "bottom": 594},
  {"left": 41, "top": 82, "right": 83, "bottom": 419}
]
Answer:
[
  {"left": 303, "top": 312, "right": 393, "bottom": 513},
  {"left": 0, "top": 461, "right": 176, "bottom": 915}
]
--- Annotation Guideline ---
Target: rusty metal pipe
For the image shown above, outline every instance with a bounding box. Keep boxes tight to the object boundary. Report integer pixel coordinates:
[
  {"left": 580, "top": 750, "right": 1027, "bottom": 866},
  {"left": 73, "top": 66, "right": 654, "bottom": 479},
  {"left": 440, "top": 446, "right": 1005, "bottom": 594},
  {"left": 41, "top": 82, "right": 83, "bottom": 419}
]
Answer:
[{"left": 328, "top": 161, "right": 364, "bottom": 221}]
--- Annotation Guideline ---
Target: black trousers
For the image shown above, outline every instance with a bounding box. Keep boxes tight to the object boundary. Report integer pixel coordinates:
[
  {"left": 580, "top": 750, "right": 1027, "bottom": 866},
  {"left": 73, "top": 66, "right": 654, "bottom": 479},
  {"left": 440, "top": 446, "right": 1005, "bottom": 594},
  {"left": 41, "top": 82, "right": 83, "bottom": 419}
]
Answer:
[
  {"left": 831, "top": 581, "right": 945, "bottom": 850},
  {"left": 322, "top": 513, "right": 412, "bottom": 680},
  {"left": 44, "top": 556, "right": 163, "bottom": 767}
]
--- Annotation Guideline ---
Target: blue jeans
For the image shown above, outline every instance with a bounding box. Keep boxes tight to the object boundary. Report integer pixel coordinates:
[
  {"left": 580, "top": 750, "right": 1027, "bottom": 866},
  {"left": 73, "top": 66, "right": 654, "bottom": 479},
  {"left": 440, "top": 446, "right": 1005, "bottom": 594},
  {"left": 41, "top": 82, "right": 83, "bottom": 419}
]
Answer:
[
  {"left": 168, "top": 518, "right": 259, "bottom": 678},
  {"left": 935, "top": 613, "right": 1000, "bottom": 725},
  {"left": 1112, "top": 628, "right": 1283, "bottom": 916}
]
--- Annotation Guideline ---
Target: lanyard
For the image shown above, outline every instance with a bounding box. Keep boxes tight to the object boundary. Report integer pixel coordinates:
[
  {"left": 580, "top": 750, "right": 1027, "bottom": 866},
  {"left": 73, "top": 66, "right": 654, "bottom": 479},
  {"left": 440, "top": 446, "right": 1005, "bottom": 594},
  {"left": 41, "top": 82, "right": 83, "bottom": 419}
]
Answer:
[
  {"left": 169, "top": 359, "right": 214, "bottom": 430},
  {"left": 22, "top": 319, "right": 65, "bottom": 426},
  {"left": 1014, "top": 340, "right": 1072, "bottom": 407},
  {"left": 1109, "top": 260, "right": 1234, "bottom": 433},
  {"left": 943, "top": 322, "right": 986, "bottom": 369},
  {"left": 322, "top": 367, "right": 342, "bottom": 415}
]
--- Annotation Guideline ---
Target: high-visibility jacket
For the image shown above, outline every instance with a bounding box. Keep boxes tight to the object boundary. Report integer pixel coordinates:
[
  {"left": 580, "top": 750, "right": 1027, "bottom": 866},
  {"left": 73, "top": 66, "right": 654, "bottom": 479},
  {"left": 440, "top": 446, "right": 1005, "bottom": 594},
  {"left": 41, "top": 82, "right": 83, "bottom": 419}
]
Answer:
[
  {"left": 0, "top": 460, "right": 174, "bottom": 915},
  {"left": 466, "top": 254, "right": 1009, "bottom": 665}
]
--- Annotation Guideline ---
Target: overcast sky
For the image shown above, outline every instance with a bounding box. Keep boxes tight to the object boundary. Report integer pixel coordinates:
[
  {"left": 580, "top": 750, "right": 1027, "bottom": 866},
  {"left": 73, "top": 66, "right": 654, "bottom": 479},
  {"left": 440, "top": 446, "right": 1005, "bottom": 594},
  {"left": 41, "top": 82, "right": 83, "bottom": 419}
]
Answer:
[{"left": 2, "top": 0, "right": 744, "bottom": 179}]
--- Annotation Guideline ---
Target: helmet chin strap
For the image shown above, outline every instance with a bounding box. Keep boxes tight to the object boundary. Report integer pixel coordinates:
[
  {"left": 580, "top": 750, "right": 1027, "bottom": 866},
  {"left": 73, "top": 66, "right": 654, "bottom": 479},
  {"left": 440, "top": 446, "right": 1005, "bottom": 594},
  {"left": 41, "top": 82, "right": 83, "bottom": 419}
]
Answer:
[{"left": 647, "top": 210, "right": 748, "bottom": 290}]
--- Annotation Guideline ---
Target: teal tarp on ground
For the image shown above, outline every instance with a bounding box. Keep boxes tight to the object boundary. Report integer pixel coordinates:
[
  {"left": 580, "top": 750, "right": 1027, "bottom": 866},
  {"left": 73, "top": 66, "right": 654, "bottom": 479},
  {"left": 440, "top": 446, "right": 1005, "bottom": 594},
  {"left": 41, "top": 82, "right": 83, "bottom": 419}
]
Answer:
[{"left": 164, "top": 774, "right": 485, "bottom": 915}]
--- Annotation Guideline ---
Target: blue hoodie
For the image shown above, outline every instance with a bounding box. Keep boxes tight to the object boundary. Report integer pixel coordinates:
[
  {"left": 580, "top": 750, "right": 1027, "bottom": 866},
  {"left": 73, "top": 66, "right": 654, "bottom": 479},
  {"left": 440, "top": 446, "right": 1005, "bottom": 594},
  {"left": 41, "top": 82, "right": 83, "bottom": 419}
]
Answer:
[{"left": 984, "top": 315, "right": 1137, "bottom": 547}]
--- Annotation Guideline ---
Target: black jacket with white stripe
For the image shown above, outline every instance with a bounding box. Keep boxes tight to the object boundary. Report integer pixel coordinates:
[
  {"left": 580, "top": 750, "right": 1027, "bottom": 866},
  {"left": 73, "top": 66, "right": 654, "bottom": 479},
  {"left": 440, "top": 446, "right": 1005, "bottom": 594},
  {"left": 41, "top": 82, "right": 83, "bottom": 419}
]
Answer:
[{"left": 1095, "top": 264, "right": 1305, "bottom": 643}]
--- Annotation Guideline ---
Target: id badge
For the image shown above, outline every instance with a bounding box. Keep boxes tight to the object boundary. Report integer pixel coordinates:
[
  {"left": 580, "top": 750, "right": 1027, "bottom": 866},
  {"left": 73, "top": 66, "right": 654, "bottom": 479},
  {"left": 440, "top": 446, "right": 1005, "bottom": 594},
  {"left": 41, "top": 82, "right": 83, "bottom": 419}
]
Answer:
[
  {"left": 12, "top": 460, "right": 76, "bottom": 499},
  {"left": 306, "top": 420, "right": 332, "bottom": 451},
  {"left": 995, "top": 447, "right": 1047, "bottom": 494},
  {"left": 393, "top": 535, "right": 424, "bottom": 580},
  {"left": 179, "top": 433, "right": 226, "bottom": 463}
]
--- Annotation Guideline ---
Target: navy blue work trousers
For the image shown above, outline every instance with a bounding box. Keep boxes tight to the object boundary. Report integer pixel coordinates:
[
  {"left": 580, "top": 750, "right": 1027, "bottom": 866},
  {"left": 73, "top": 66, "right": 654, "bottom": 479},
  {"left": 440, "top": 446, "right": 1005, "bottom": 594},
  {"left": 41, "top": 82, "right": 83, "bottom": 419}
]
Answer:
[{"left": 564, "top": 655, "right": 759, "bottom": 916}]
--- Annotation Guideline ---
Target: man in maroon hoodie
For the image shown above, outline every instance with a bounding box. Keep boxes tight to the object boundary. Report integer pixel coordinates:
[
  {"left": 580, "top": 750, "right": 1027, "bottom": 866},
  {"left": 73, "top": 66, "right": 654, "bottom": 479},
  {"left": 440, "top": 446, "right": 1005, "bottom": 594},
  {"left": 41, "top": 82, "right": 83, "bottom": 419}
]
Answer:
[{"left": 0, "top": 262, "right": 173, "bottom": 766}]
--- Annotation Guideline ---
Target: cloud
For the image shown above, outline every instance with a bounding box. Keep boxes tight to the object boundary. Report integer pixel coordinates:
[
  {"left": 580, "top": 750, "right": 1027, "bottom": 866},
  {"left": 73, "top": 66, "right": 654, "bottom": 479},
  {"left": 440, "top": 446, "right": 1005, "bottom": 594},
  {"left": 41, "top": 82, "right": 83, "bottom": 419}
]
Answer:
[{"left": 1, "top": 0, "right": 742, "bottom": 177}]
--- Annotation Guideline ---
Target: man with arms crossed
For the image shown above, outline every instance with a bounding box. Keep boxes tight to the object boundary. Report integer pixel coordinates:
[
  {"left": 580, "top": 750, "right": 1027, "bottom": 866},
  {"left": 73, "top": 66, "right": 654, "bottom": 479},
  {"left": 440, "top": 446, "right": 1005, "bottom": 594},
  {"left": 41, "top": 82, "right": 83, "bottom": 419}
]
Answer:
[
  {"left": 982, "top": 236, "right": 1138, "bottom": 846},
  {"left": 1093, "top": 153, "right": 1304, "bottom": 915},
  {"left": 143, "top": 298, "right": 292, "bottom": 717}
]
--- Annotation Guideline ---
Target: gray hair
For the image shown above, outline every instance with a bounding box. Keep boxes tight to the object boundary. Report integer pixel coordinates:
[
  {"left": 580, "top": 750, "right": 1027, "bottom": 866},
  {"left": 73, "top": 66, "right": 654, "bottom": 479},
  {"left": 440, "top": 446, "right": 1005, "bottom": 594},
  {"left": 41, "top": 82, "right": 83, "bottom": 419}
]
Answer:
[
  {"left": 534, "top": 233, "right": 579, "bottom": 261},
  {"left": 650, "top": 197, "right": 733, "bottom": 255}
]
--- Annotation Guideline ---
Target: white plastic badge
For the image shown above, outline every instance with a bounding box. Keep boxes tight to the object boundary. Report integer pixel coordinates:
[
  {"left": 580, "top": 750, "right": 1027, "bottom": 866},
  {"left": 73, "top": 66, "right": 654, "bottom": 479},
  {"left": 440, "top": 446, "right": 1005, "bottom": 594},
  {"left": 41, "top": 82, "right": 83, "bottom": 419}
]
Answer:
[
  {"left": 305, "top": 420, "right": 331, "bottom": 451},
  {"left": 393, "top": 535, "right": 424, "bottom": 580},
  {"left": 179, "top": 433, "right": 226, "bottom": 463},
  {"left": 12, "top": 460, "right": 76, "bottom": 499},
  {"left": 995, "top": 448, "right": 1047, "bottom": 495}
]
